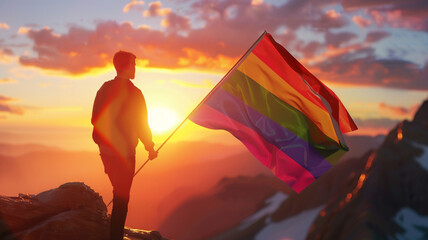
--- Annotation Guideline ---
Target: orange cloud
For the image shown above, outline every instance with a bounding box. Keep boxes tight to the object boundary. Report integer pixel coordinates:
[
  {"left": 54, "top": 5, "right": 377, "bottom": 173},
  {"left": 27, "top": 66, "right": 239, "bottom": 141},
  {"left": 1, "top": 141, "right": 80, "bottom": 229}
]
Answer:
[
  {"left": 379, "top": 102, "right": 420, "bottom": 117},
  {"left": 369, "top": 9, "right": 427, "bottom": 30},
  {"left": 0, "top": 48, "right": 14, "bottom": 63},
  {"left": 352, "top": 15, "right": 371, "bottom": 27},
  {"left": 161, "top": 12, "right": 190, "bottom": 31},
  {"left": 123, "top": 0, "right": 145, "bottom": 13},
  {"left": 17, "top": 20, "right": 244, "bottom": 75},
  {"left": 143, "top": 1, "right": 170, "bottom": 17},
  {"left": 18, "top": 26, "right": 31, "bottom": 35},
  {"left": 251, "top": 0, "right": 263, "bottom": 6},
  {"left": 0, "top": 23, "right": 10, "bottom": 30},
  {"left": 178, "top": 48, "right": 237, "bottom": 71},
  {"left": 17, "top": 0, "right": 358, "bottom": 75},
  {"left": 0, "top": 95, "right": 24, "bottom": 116},
  {"left": 313, "top": 9, "right": 349, "bottom": 29},
  {"left": 326, "top": 9, "right": 340, "bottom": 18},
  {"left": 352, "top": 117, "right": 400, "bottom": 136},
  {"left": 0, "top": 78, "right": 17, "bottom": 83},
  {"left": 171, "top": 79, "right": 215, "bottom": 89}
]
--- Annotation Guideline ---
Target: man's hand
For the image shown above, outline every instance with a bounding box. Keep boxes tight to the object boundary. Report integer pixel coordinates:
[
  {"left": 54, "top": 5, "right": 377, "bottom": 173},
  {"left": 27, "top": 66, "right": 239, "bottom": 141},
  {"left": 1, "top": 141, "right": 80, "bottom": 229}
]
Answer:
[{"left": 148, "top": 149, "right": 158, "bottom": 160}]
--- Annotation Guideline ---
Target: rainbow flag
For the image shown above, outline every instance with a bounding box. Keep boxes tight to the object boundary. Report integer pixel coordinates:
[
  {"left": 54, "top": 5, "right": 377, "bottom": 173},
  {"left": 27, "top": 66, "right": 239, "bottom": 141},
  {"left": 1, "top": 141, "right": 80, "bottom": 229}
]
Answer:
[{"left": 189, "top": 32, "right": 357, "bottom": 193}]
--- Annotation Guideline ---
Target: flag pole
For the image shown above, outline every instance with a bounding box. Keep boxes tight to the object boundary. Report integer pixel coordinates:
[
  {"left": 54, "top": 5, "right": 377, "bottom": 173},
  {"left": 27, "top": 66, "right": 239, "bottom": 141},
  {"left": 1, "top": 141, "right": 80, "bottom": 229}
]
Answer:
[
  {"left": 152, "top": 31, "right": 267, "bottom": 153},
  {"left": 106, "top": 31, "right": 267, "bottom": 208}
]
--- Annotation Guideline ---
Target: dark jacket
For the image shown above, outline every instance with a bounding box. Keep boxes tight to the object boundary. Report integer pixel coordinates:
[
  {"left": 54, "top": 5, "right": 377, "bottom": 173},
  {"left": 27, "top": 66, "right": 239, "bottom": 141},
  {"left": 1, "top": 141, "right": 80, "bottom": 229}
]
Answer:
[{"left": 91, "top": 77, "right": 154, "bottom": 157}]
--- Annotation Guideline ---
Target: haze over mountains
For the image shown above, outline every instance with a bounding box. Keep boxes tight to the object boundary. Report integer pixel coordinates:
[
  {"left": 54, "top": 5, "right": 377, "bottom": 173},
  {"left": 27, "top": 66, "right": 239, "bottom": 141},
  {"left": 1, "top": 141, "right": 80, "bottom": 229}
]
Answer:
[{"left": 1, "top": 130, "right": 383, "bottom": 231}]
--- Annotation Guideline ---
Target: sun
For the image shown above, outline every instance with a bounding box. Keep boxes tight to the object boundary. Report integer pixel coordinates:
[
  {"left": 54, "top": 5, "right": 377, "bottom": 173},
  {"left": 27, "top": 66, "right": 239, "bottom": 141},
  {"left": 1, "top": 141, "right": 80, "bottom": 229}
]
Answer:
[{"left": 148, "top": 107, "right": 179, "bottom": 134}]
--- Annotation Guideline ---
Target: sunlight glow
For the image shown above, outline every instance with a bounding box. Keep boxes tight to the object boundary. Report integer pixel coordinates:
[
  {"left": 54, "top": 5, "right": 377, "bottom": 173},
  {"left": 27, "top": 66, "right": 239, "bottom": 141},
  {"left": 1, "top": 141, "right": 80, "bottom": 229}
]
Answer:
[{"left": 148, "top": 107, "right": 179, "bottom": 134}]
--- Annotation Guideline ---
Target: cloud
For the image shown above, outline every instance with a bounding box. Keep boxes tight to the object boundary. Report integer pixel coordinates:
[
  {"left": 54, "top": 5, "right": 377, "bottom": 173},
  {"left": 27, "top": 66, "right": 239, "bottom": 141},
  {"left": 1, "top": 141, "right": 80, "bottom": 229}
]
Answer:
[
  {"left": 0, "top": 23, "right": 10, "bottom": 30},
  {"left": 123, "top": 0, "right": 145, "bottom": 13},
  {"left": 352, "top": 117, "right": 400, "bottom": 135},
  {"left": 0, "top": 78, "right": 17, "bottom": 84},
  {"left": 313, "top": 45, "right": 428, "bottom": 90},
  {"left": 19, "top": 0, "right": 353, "bottom": 74},
  {"left": 354, "top": 117, "right": 400, "bottom": 129},
  {"left": 342, "top": 0, "right": 428, "bottom": 31},
  {"left": 352, "top": 15, "right": 371, "bottom": 27},
  {"left": 379, "top": 102, "right": 420, "bottom": 117},
  {"left": 161, "top": 12, "right": 191, "bottom": 31},
  {"left": 15, "top": 0, "right": 427, "bottom": 90},
  {"left": 18, "top": 27, "right": 31, "bottom": 35},
  {"left": 0, "top": 95, "right": 24, "bottom": 115},
  {"left": 143, "top": 1, "right": 189, "bottom": 32},
  {"left": 365, "top": 30, "right": 390, "bottom": 43},
  {"left": 341, "top": 0, "right": 394, "bottom": 9},
  {"left": 143, "top": 1, "right": 171, "bottom": 17},
  {"left": 251, "top": 0, "right": 263, "bottom": 6},
  {"left": 17, "top": 21, "right": 240, "bottom": 74},
  {"left": 171, "top": 78, "right": 215, "bottom": 88},
  {"left": 312, "top": 9, "right": 349, "bottom": 30},
  {"left": 295, "top": 41, "right": 324, "bottom": 58},
  {"left": 325, "top": 31, "right": 358, "bottom": 48},
  {"left": 0, "top": 48, "right": 14, "bottom": 63}
]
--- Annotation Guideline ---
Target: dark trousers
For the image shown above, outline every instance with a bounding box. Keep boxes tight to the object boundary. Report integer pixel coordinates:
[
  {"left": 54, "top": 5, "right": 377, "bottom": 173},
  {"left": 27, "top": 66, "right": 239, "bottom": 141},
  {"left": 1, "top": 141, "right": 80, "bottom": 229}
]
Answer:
[{"left": 100, "top": 152, "right": 135, "bottom": 240}]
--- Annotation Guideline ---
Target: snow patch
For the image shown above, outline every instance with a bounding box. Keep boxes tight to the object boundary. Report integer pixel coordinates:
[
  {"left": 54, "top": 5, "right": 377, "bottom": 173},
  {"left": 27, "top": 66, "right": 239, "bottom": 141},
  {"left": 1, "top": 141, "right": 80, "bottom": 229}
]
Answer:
[
  {"left": 238, "top": 192, "right": 287, "bottom": 230},
  {"left": 412, "top": 142, "right": 428, "bottom": 171},
  {"left": 393, "top": 207, "right": 428, "bottom": 240},
  {"left": 255, "top": 206, "right": 323, "bottom": 240}
]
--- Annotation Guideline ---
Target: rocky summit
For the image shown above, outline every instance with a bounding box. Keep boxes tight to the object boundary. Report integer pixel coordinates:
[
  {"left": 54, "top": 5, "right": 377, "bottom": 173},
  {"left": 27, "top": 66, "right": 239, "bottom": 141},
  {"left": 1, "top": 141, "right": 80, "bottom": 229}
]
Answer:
[{"left": 0, "top": 182, "right": 166, "bottom": 240}]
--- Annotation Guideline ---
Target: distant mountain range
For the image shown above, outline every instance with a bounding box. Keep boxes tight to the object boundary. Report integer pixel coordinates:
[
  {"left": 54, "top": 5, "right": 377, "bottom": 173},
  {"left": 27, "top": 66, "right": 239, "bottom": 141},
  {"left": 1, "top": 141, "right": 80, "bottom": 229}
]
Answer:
[{"left": 0, "top": 126, "right": 385, "bottom": 231}]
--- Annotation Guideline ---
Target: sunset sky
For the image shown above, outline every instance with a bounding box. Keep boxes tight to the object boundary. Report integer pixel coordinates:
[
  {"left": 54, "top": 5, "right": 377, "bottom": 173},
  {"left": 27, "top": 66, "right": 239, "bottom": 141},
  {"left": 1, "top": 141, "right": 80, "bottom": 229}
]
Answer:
[{"left": 0, "top": 0, "right": 427, "bottom": 151}]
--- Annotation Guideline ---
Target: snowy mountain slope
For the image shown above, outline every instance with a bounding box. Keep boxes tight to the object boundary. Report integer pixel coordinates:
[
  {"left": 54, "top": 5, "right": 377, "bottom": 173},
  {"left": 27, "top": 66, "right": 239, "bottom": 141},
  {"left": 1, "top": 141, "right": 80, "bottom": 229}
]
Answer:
[{"left": 306, "top": 100, "right": 428, "bottom": 240}]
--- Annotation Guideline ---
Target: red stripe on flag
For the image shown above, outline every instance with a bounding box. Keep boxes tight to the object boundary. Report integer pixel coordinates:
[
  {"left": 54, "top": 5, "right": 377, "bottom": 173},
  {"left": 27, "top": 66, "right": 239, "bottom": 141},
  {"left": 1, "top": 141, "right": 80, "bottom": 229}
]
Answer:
[
  {"left": 252, "top": 36, "right": 328, "bottom": 112},
  {"left": 254, "top": 34, "right": 357, "bottom": 133}
]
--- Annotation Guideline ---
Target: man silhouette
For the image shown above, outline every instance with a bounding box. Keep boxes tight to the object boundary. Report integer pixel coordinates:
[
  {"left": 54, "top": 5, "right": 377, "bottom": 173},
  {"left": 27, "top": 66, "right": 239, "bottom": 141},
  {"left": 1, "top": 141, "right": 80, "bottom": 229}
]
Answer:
[{"left": 91, "top": 51, "right": 157, "bottom": 240}]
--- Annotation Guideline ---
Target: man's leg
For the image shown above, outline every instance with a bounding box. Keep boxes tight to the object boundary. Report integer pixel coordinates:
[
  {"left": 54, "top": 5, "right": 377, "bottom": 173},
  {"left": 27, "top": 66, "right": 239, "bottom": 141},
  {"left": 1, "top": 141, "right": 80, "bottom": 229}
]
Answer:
[
  {"left": 101, "top": 153, "right": 135, "bottom": 240},
  {"left": 110, "top": 180, "right": 132, "bottom": 240}
]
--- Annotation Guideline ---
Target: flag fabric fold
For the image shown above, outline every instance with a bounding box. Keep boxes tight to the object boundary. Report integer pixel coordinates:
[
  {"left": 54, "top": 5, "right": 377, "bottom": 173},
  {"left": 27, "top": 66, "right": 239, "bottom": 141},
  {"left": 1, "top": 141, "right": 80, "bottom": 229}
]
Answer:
[{"left": 189, "top": 32, "right": 357, "bottom": 193}]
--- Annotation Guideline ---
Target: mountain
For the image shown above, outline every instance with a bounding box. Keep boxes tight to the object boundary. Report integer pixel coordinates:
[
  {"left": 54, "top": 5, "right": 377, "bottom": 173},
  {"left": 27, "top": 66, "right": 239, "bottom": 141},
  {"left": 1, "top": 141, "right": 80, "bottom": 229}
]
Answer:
[
  {"left": 159, "top": 175, "right": 293, "bottom": 240},
  {"left": 342, "top": 134, "right": 385, "bottom": 161},
  {"left": 0, "top": 142, "right": 62, "bottom": 157},
  {"left": 159, "top": 100, "right": 428, "bottom": 240},
  {"left": 0, "top": 182, "right": 165, "bottom": 240},
  {"left": 306, "top": 100, "right": 428, "bottom": 240}
]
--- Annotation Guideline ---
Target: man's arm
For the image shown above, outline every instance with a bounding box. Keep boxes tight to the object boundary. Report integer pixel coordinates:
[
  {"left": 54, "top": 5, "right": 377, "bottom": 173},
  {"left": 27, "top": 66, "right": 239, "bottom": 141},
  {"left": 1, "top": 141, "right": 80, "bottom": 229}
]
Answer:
[{"left": 136, "top": 91, "right": 157, "bottom": 159}]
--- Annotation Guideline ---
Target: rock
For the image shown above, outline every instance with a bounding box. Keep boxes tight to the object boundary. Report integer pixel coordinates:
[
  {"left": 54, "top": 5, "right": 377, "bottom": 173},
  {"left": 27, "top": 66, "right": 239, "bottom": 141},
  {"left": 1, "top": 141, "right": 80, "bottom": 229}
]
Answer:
[{"left": 0, "top": 182, "right": 166, "bottom": 240}]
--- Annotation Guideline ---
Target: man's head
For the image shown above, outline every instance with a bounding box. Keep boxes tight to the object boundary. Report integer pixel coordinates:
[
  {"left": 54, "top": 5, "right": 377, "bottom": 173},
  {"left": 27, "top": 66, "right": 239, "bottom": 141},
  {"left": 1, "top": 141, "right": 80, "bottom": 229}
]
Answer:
[{"left": 113, "top": 51, "right": 136, "bottom": 79}]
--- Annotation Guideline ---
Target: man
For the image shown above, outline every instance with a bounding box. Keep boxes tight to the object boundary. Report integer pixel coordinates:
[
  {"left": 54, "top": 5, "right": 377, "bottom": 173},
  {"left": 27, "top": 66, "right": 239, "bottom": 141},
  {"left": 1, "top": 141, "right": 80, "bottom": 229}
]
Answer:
[{"left": 91, "top": 51, "right": 158, "bottom": 240}]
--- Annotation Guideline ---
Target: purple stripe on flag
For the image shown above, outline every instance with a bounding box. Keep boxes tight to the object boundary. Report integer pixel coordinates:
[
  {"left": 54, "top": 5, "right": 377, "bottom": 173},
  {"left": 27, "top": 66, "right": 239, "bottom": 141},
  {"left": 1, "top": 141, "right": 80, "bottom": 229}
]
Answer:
[
  {"left": 205, "top": 88, "right": 332, "bottom": 178},
  {"left": 191, "top": 103, "right": 316, "bottom": 192}
]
